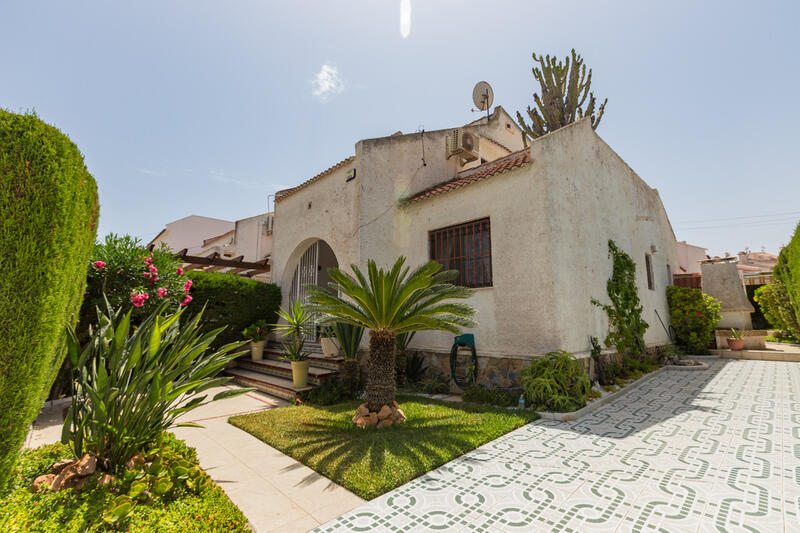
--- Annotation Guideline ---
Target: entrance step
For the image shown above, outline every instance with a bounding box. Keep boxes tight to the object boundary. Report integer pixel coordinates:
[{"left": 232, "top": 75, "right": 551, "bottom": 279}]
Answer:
[
  {"left": 225, "top": 368, "right": 312, "bottom": 401},
  {"left": 264, "top": 347, "right": 345, "bottom": 371},
  {"left": 237, "top": 358, "right": 337, "bottom": 386}
]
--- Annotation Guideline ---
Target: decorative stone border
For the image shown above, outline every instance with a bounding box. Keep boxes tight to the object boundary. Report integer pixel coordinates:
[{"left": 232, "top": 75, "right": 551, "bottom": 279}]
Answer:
[{"left": 536, "top": 362, "right": 709, "bottom": 422}]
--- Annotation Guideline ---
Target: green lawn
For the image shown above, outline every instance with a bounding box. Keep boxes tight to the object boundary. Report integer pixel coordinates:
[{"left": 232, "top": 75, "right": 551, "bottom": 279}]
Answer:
[{"left": 229, "top": 395, "right": 538, "bottom": 500}]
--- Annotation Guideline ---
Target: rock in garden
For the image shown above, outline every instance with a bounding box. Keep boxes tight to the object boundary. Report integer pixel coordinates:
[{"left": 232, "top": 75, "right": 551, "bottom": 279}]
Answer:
[
  {"left": 354, "top": 416, "right": 368, "bottom": 429},
  {"left": 51, "top": 464, "right": 78, "bottom": 491},
  {"left": 75, "top": 454, "right": 97, "bottom": 476},
  {"left": 51, "top": 459, "right": 74, "bottom": 474},
  {"left": 392, "top": 408, "right": 407, "bottom": 423},
  {"left": 377, "top": 418, "right": 393, "bottom": 429},
  {"left": 31, "top": 474, "right": 56, "bottom": 492},
  {"left": 366, "top": 413, "right": 378, "bottom": 427},
  {"left": 356, "top": 404, "right": 369, "bottom": 417},
  {"left": 392, "top": 401, "right": 399, "bottom": 408},
  {"left": 377, "top": 405, "right": 393, "bottom": 420},
  {"left": 97, "top": 473, "right": 116, "bottom": 486},
  {"left": 125, "top": 454, "right": 145, "bottom": 470}
]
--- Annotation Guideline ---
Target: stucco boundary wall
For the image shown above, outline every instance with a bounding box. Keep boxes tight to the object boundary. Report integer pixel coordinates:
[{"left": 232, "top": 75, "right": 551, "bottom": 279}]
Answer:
[
  {"left": 412, "top": 344, "right": 673, "bottom": 392},
  {"left": 537, "top": 362, "right": 709, "bottom": 422}
]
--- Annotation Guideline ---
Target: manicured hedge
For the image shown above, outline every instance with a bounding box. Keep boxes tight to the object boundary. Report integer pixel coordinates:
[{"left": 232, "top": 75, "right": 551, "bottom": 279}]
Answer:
[
  {"left": 0, "top": 110, "right": 98, "bottom": 493},
  {"left": 188, "top": 271, "right": 281, "bottom": 348},
  {"left": 775, "top": 222, "right": 800, "bottom": 329},
  {"left": 754, "top": 281, "right": 800, "bottom": 339}
]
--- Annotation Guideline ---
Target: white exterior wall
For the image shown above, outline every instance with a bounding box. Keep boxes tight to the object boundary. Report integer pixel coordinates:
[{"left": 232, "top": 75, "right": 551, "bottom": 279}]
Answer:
[
  {"left": 150, "top": 216, "right": 234, "bottom": 254},
  {"left": 233, "top": 214, "right": 273, "bottom": 262},
  {"left": 677, "top": 241, "right": 707, "bottom": 273},
  {"left": 536, "top": 118, "right": 678, "bottom": 354}
]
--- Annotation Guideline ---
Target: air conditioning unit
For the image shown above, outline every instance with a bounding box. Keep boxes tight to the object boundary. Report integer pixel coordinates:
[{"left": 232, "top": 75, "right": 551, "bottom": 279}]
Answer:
[
  {"left": 262, "top": 216, "right": 273, "bottom": 236},
  {"left": 446, "top": 129, "right": 479, "bottom": 163}
]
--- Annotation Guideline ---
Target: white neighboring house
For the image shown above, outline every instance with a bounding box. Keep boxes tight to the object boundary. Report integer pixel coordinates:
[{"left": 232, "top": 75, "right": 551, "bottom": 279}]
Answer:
[
  {"left": 149, "top": 213, "right": 274, "bottom": 281},
  {"left": 269, "top": 106, "right": 679, "bottom": 388}
]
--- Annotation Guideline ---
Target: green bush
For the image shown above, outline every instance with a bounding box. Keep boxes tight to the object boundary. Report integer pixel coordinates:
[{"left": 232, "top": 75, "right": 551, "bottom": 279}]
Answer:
[
  {"left": 520, "top": 351, "right": 591, "bottom": 412},
  {"left": 188, "top": 270, "right": 281, "bottom": 348},
  {"left": 462, "top": 384, "right": 519, "bottom": 407},
  {"left": 666, "top": 286, "right": 721, "bottom": 355},
  {"left": 754, "top": 282, "right": 800, "bottom": 339},
  {"left": 79, "top": 234, "right": 190, "bottom": 336},
  {"left": 301, "top": 377, "right": 354, "bottom": 406},
  {"left": 0, "top": 110, "right": 98, "bottom": 493},
  {"left": 0, "top": 434, "right": 249, "bottom": 532},
  {"left": 745, "top": 284, "right": 771, "bottom": 330},
  {"left": 64, "top": 302, "right": 250, "bottom": 470},
  {"left": 773, "top": 228, "right": 800, "bottom": 335}
]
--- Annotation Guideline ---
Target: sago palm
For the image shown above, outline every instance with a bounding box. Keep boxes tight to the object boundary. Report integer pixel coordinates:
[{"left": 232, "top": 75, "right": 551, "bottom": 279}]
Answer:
[{"left": 305, "top": 256, "right": 477, "bottom": 412}]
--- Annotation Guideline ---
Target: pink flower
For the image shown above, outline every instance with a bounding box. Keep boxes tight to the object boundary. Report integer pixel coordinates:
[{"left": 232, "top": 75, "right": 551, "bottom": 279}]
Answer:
[
  {"left": 697, "top": 312, "right": 702, "bottom": 317},
  {"left": 149, "top": 264, "right": 158, "bottom": 273},
  {"left": 143, "top": 256, "right": 153, "bottom": 265},
  {"left": 93, "top": 261, "right": 106, "bottom": 270},
  {"left": 177, "top": 267, "right": 184, "bottom": 275},
  {"left": 157, "top": 287, "right": 168, "bottom": 297},
  {"left": 180, "top": 295, "right": 193, "bottom": 307},
  {"left": 131, "top": 292, "right": 149, "bottom": 308},
  {"left": 183, "top": 279, "right": 193, "bottom": 293}
]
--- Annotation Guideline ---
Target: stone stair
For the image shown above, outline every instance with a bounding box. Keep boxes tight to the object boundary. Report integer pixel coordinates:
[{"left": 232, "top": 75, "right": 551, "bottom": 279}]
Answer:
[{"left": 225, "top": 341, "right": 345, "bottom": 401}]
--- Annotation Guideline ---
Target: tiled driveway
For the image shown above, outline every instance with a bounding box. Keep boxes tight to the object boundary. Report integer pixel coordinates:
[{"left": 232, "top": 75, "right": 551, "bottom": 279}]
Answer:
[{"left": 315, "top": 359, "right": 800, "bottom": 532}]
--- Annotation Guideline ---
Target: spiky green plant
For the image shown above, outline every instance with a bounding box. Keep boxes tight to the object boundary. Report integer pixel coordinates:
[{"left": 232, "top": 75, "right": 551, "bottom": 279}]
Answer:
[
  {"left": 521, "top": 351, "right": 591, "bottom": 412},
  {"left": 333, "top": 322, "right": 365, "bottom": 393},
  {"left": 517, "top": 48, "right": 607, "bottom": 140},
  {"left": 305, "top": 257, "right": 477, "bottom": 412},
  {"left": 63, "top": 301, "right": 252, "bottom": 471},
  {"left": 394, "top": 331, "right": 416, "bottom": 387},
  {"left": 272, "top": 301, "right": 315, "bottom": 361}
]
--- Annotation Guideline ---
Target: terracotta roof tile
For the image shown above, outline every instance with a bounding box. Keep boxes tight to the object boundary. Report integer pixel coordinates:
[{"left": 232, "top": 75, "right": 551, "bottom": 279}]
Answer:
[
  {"left": 410, "top": 148, "right": 531, "bottom": 202},
  {"left": 275, "top": 156, "right": 355, "bottom": 202}
]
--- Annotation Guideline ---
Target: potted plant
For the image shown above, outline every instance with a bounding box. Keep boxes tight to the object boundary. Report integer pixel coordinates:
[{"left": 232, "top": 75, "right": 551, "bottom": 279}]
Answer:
[
  {"left": 242, "top": 320, "right": 271, "bottom": 361},
  {"left": 333, "top": 322, "right": 365, "bottom": 393},
  {"left": 319, "top": 324, "right": 341, "bottom": 358},
  {"left": 273, "top": 302, "right": 314, "bottom": 387},
  {"left": 727, "top": 328, "right": 744, "bottom": 350}
]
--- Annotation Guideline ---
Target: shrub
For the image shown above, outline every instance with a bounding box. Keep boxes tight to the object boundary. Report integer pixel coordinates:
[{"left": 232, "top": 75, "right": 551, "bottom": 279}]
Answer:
[
  {"left": 745, "top": 284, "right": 771, "bottom": 330},
  {"left": 188, "top": 270, "right": 281, "bottom": 348},
  {"left": 79, "top": 234, "right": 190, "bottom": 337},
  {"left": 666, "top": 286, "right": 721, "bottom": 355},
  {"left": 520, "top": 351, "right": 591, "bottom": 412},
  {"left": 462, "top": 384, "right": 519, "bottom": 407},
  {"left": 301, "top": 378, "right": 354, "bottom": 406},
  {"left": 405, "top": 352, "right": 429, "bottom": 384},
  {"left": 775, "top": 222, "right": 800, "bottom": 327},
  {"left": 0, "top": 110, "right": 98, "bottom": 493},
  {"left": 591, "top": 240, "right": 648, "bottom": 356},
  {"left": 0, "top": 434, "right": 249, "bottom": 532},
  {"left": 333, "top": 323, "right": 365, "bottom": 393},
  {"left": 64, "top": 301, "right": 251, "bottom": 470},
  {"left": 755, "top": 281, "right": 800, "bottom": 340}
]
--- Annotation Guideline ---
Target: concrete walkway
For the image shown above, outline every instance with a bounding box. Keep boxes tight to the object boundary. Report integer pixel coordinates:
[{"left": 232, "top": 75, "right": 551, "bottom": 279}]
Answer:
[
  {"left": 27, "top": 385, "right": 365, "bottom": 533},
  {"left": 316, "top": 358, "right": 800, "bottom": 532}
]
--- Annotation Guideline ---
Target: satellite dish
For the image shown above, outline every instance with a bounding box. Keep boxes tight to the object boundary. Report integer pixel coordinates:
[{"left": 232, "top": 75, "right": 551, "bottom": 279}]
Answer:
[{"left": 472, "top": 81, "right": 494, "bottom": 111}]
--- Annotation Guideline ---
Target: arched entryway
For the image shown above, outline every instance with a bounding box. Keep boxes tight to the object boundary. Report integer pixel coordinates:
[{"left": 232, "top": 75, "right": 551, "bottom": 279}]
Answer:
[{"left": 285, "top": 239, "right": 339, "bottom": 340}]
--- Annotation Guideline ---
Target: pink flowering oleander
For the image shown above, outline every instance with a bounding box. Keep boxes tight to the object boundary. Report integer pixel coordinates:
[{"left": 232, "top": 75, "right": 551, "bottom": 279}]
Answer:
[
  {"left": 143, "top": 256, "right": 153, "bottom": 265},
  {"left": 93, "top": 261, "right": 106, "bottom": 269},
  {"left": 183, "top": 279, "right": 193, "bottom": 293},
  {"left": 157, "top": 287, "right": 168, "bottom": 297},
  {"left": 177, "top": 267, "right": 184, "bottom": 275},
  {"left": 180, "top": 295, "right": 193, "bottom": 307},
  {"left": 131, "top": 292, "right": 150, "bottom": 308},
  {"left": 149, "top": 264, "right": 158, "bottom": 272}
]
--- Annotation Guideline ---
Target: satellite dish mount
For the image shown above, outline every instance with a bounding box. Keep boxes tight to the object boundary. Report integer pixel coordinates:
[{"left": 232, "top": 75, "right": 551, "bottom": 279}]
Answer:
[{"left": 472, "top": 81, "right": 494, "bottom": 120}]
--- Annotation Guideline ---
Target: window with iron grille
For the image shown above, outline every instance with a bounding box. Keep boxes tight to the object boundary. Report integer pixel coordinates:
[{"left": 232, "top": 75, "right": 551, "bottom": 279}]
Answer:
[
  {"left": 428, "top": 218, "right": 492, "bottom": 288},
  {"left": 645, "top": 253, "right": 655, "bottom": 290}
]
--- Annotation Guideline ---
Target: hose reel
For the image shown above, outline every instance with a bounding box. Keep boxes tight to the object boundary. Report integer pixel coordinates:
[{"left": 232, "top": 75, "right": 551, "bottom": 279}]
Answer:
[{"left": 449, "top": 333, "right": 478, "bottom": 388}]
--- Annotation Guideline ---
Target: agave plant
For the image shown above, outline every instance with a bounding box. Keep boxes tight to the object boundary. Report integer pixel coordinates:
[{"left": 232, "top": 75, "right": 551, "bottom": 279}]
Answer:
[
  {"left": 305, "top": 256, "right": 477, "bottom": 413},
  {"left": 333, "top": 322, "right": 365, "bottom": 392},
  {"left": 63, "top": 300, "right": 251, "bottom": 470}
]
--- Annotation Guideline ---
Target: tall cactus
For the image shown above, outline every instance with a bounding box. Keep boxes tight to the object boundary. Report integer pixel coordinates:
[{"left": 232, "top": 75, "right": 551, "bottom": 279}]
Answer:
[{"left": 517, "top": 49, "right": 607, "bottom": 140}]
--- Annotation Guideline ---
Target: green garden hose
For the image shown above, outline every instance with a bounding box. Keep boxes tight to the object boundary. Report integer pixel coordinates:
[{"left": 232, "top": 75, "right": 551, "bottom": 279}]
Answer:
[{"left": 450, "top": 333, "right": 477, "bottom": 388}]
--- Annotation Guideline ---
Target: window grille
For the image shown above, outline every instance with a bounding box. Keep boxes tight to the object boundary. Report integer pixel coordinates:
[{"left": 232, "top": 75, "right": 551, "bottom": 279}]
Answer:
[{"left": 428, "top": 218, "right": 492, "bottom": 288}]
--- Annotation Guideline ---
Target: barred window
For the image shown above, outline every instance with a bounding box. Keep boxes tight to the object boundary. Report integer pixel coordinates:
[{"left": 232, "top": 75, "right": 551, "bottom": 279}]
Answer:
[
  {"left": 429, "top": 218, "right": 492, "bottom": 288},
  {"left": 645, "top": 253, "right": 655, "bottom": 290}
]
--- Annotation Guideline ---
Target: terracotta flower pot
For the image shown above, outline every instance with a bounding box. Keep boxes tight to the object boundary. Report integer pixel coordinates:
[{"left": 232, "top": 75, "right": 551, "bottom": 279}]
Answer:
[
  {"left": 727, "top": 338, "right": 744, "bottom": 351},
  {"left": 291, "top": 360, "right": 309, "bottom": 387},
  {"left": 320, "top": 336, "right": 340, "bottom": 357},
  {"left": 250, "top": 340, "right": 266, "bottom": 361}
]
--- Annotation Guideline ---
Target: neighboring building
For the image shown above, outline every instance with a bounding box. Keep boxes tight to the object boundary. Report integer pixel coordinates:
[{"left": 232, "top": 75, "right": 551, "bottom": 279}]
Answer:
[
  {"left": 676, "top": 241, "right": 707, "bottom": 274},
  {"left": 270, "top": 107, "right": 678, "bottom": 388},
  {"left": 149, "top": 212, "right": 274, "bottom": 281}
]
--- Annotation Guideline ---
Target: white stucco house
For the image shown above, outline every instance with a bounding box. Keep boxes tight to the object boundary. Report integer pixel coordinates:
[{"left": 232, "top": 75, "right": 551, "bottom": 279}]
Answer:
[
  {"left": 150, "top": 212, "right": 274, "bottom": 281},
  {"left": 271, "top": 107, "right": 678, "bottom": 388}
]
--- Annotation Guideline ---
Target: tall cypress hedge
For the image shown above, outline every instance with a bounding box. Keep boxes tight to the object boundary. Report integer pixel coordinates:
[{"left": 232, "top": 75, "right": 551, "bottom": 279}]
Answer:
[
  {"left": 188, "top": 271, "right": 281, "bottom": 348},
  {"left": 775, "top": 222, "right": 800, "bottom": 328},
  {"left": 0, "top": 110, "right": 98, "bottom": 492}
]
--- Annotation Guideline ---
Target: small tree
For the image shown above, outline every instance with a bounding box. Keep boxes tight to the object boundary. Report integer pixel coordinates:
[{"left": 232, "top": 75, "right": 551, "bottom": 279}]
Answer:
[
  {"left": 517, "top": 48, "right": 607, "bottom": 140},
  {"left": 754, "top": 281, "right": 800, "bottom": 340},
  {"left": 666, "top": 286, "right": 721, "bottom": 355},
  {"left": 0, "top": 110, "right": 98, "bottom": 493},
  {"left": 306, "top": 257, "right": 476, "bottom": 414}
]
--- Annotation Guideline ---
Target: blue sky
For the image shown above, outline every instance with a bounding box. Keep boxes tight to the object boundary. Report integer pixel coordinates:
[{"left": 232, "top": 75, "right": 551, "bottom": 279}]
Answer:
[{"left": 2, "top": 1, "right": 799, "bottom": 256}]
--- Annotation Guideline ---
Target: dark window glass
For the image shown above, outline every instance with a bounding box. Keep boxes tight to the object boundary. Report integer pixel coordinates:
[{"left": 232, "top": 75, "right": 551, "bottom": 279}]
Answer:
[{"left": 429, "top": 218, "right": 492, "bottom": 288}]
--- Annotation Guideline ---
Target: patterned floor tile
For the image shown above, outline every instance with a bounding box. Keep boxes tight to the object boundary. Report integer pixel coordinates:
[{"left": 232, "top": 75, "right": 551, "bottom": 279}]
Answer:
[{"left": 314, "top": 360, "right": 800, "bottom": 533}]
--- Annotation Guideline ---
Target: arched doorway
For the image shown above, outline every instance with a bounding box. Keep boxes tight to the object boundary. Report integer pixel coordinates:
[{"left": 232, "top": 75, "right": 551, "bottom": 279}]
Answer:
[{"left": 287, "top": 239, "right": 338, "bottom": 340}]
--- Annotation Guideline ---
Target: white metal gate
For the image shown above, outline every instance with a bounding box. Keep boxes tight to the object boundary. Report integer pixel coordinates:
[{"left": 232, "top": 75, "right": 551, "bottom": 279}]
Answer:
[{"left": 289, "top": 241, "right": 319, "bottom": 342}]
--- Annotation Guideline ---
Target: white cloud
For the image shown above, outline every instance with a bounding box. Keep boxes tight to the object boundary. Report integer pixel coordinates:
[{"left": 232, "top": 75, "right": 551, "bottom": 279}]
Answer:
[
  {"left": 311, "top": 63, "right": 344, "bottom": 100},
  {"left": 400, "top": 0, "right": 411, "bottom": 39}
]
